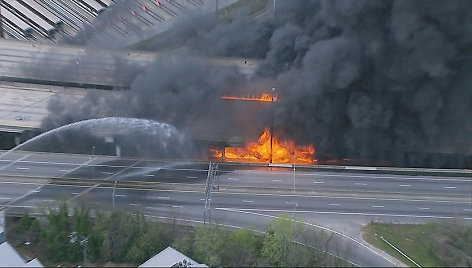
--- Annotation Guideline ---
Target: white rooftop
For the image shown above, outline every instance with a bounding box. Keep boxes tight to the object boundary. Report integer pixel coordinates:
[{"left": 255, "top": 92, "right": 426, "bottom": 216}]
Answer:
[
  {"left": 139, "top": 246, "right": 207, "bottom": 267},
  {"left": 0, "top": 241, "right": 44, "bottom": 267},
  {"left": 0, "top": 242, "right": 26, "bottom": 267}
]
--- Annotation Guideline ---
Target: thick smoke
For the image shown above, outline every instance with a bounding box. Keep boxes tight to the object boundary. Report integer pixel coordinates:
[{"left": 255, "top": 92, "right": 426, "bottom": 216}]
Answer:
[{"left": 42, "top": 0, "right": 472, "bottom": 168}]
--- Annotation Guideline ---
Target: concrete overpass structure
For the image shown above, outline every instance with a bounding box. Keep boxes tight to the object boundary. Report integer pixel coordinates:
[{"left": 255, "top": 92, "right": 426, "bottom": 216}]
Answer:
[{"left": 0, "top": 39, "right": 259, "bottom": 90}]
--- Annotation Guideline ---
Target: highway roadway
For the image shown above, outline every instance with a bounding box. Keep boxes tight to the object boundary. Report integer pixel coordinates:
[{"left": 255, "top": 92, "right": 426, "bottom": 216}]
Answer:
[{"left": 0, "top": 150, "right": 471, "bottom": 266}]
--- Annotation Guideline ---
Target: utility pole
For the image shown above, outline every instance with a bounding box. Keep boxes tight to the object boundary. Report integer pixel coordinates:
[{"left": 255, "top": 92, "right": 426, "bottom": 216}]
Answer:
[{"left": 69, "top": 232, "right": 88, "bottom": 266}]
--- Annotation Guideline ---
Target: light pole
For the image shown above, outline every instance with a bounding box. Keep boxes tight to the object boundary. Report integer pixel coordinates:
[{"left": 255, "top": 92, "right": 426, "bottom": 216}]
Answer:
[
  {"left": 91, "top": 146, "right": 95, "bottom": 179},
  {"left": 270, "top": 87, "right": 276, "bottom": 164},
  {"left": 286, "top": 201, "right": 298, "bottom": 218},
  {"left": 112, "top": 180, "right": 117, "bottom": 209},
  {"left": 293, "top": 154, "right": 296, "bottom": 191},
  {"left": 69, "top": 231, "right": 88, "bottom": 265}
]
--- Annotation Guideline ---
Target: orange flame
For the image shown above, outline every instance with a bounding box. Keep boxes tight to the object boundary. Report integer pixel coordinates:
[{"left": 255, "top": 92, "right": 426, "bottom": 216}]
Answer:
[
  {"left": 221, "top": 93, "right": 278, "bottom": 102},
  {"left": 211, "top": 129, "right": 315, "bottom": 164}
]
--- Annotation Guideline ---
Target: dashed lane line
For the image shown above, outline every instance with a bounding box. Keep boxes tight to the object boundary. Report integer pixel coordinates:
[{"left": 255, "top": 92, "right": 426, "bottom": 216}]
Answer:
[{"left": 0, "top": 155, "right": 30, "bottom": 171}]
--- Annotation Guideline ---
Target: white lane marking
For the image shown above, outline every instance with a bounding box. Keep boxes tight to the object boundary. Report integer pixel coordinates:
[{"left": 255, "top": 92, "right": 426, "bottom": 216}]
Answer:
[
  {"left": 102, "top": 172, "right": 114, "bottom": 175},
  {"left": 318, "top": 173, "right": 471, "bottom": 182},
  {"left": 62, "top": 158, "right": 94, "bottom": 176},
  {"left": 371, "top": 205, "right": 384, "bottom": 208},
  {"left": 42, "top": 199, "right": 55, "bottom": 202},
  {"left": 0, "top": 185, "right": 44, "bottom": 211},
  {"left": 355, "top": 183, "right": 367, "bottom": 186},
  {"left": 329, "top": 203, "right": 340, "bottom": 206},
  {"left": 129, "top": 203, "right": 141, "bottom": 206},
  {"left": 398, "top": 184, "right": 411, "bottom": 187},
  {"left": 171, "top": 205, "right": 183, "bottom": 208},
  {"left": 200, "top": 198, "right": 205, "bottom": 201},
  {"left": 157, "top": 196, "right": 170, "bottom": 199},
  {"left": 186, "top": 176, "right": 198, "bottom": 179},
  {"left": 463, "top": 208, "right": 472, "bottom": 212},
  {"left": 16, "top": 167, "right": 30, "bottom": 170},
  {"left": 417, "top": 207, "right": 430, "bottom": 210},
  {"left": 271, "top": 179, "right": 282, "bottom": 182},
  {"left": 0, "top": 155, "right": 30, "bottom": 171},
  {"left": 227, "top": 177, "right": 239, "bottom": 181},
  {"left": 72, "top": 192, "right": 78, "bottom": 195},
  {"left": 313, "top": 181, "right": 325, "bottom": 184},
  {"left": 444, "top": 186, "right": 456, "bottom": 189},
  {"left": 0, "top": 197, "right": 12, "bottom": 200},
  {"left": 115, "top": 194, "right": 127, "bottom": 197},
  {"left": 59, "top": 169, "right": 70, "bottom": 172},
  {"left": 216, "top": 208, "right": 472, "bottom": 220},
  {"left": 145, "top": 206, "right": 154, "bottom": 210},
  {"left": 145, "top": 174, "right": 154, "bottom": 177},
  {"left": 242, "top": 200, "right": 255, "bottom": 203}
]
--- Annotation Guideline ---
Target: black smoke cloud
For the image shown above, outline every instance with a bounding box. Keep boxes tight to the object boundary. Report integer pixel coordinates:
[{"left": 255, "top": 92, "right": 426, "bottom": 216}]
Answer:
[{"left": 43, "top": 0, "right": 472, "bottom": 168}]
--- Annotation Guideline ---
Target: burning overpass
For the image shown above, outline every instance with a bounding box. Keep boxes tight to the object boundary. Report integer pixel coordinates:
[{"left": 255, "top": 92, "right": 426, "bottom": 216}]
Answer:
[{"left": 207, "top": 92, "right": 316, "bottom": 164}]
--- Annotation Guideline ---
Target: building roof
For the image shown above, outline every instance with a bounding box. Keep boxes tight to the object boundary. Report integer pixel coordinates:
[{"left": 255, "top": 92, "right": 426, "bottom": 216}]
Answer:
[
  {"left": 0, "top": 242, "right": 26, "bottom": 267},
  {"left": 139, "top": 246, "right": 207, "bottom": 267},
  {"left": 0, "top": 239, "right": 44, "bottom": 267}
]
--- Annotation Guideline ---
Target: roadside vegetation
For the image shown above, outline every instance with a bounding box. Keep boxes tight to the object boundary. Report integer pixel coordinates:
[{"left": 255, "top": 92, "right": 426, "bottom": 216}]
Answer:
[
  {"left": 7, "top": 203, "right": 351, "bottom": 267},
  {"left": 363, "top": 218, "right": 472, "bottom": 267}
]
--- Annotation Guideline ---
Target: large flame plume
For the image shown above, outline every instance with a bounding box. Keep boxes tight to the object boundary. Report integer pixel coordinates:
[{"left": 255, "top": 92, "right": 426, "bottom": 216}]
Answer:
[
  {"left": 220, "top": 93, "right": 278, "bottom": 102},
  {"left": 211, "top": 128, "right": 315, "bottom": 164}
]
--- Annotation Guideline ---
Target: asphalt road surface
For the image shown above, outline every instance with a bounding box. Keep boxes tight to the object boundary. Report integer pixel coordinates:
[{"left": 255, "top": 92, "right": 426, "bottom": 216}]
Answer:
[{"left": 1, "top": 150, "right": 471, "bottom": 267}]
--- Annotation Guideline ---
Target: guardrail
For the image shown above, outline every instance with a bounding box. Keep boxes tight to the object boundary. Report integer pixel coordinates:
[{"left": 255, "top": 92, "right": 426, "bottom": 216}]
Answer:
[{"left": 0, "top": 150, "right": 469, "bottom": 177}]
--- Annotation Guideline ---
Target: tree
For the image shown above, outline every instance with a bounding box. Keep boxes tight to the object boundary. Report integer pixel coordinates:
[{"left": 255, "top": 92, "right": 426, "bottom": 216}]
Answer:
[
  {"left": 100, "top": 211, "right": 136, "bottom": 262},
  {"left": 261, "top": 215, "right": 303, "bottom": 267},
  {"left": 86, "top": 210, "right": 108, "bottom": 262},
  {"left": 194, "top": 225, "right": 227, "bottom": 266},
  {"left": 221, "top": 228, "right": 262, "bottom": 266},
  {"left": 17, "top": 214, "right": 41, "bottom": 243},
  {"left": 39, "top": 203, "right": 80, "bottom": 262}
]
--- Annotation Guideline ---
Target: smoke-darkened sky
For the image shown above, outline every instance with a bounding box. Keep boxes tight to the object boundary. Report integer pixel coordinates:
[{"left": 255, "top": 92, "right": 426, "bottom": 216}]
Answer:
[{"left": 42, "top": 0, "right": 472, "bottom": 167}]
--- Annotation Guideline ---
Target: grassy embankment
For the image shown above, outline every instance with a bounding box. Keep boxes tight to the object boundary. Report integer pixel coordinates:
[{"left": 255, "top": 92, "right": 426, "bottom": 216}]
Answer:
[{"left": 363, "top": 220, "right": 472, "bottom": 267}]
